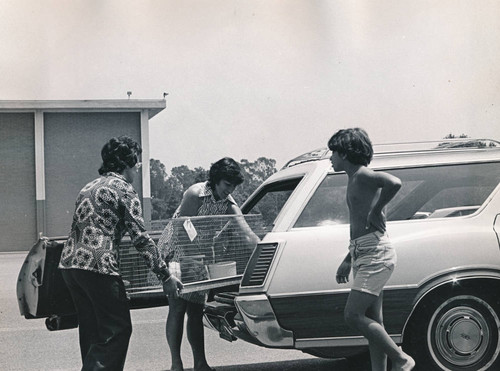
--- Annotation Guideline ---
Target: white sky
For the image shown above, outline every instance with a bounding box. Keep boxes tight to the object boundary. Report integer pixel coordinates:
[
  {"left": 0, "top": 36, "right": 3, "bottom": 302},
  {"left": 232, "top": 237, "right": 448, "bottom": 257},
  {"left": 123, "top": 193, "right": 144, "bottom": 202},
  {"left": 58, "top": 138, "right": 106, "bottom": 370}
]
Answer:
[{"left": 1, "top": 0, "right": 499, "bottom": 171}]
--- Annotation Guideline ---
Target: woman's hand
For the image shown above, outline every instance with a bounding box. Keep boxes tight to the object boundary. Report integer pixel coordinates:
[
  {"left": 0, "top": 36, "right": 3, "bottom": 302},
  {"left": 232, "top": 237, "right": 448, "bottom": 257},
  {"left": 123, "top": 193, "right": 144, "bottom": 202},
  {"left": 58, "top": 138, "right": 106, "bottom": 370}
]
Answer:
[
  {"left": 162, "top": 275, "right": 184, "bottom": 299},
  {"left": 336, "top": 260, "right": 351, "bottom": 284}
]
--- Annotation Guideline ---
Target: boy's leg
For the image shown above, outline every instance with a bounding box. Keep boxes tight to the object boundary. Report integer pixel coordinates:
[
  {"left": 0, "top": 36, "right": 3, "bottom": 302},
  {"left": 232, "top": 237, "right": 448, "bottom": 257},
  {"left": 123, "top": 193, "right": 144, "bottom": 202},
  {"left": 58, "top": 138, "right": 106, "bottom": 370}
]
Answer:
[
  {"left": 365, "top": 292, "right": 387, "bottom": 371},
  {"left": 345, "top": 290, "right": 413, "bottom": 369}
]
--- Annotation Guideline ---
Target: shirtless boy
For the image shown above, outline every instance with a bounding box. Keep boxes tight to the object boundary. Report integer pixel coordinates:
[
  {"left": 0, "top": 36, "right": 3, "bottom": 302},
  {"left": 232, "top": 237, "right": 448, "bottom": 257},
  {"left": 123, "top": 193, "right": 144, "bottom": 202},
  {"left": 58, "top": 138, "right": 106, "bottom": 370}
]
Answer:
[{"left": 329, "top": 128, "right": 415, "bottom": 371}]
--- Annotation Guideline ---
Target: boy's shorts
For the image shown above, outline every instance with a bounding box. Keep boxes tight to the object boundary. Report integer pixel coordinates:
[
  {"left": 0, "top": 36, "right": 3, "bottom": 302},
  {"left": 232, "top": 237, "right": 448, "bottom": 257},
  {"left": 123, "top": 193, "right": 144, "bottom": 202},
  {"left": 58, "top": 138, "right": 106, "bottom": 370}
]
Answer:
[{"left": 349, "top": 230, "right": 397, "bottom": 296}]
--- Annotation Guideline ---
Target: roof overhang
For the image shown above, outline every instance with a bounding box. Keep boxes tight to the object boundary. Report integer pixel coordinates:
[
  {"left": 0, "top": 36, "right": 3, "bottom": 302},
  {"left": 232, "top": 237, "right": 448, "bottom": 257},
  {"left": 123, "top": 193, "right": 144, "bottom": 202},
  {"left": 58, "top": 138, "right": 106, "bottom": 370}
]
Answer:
[{"left": 0, "top": 99, "right": 166, "bottom": 119}]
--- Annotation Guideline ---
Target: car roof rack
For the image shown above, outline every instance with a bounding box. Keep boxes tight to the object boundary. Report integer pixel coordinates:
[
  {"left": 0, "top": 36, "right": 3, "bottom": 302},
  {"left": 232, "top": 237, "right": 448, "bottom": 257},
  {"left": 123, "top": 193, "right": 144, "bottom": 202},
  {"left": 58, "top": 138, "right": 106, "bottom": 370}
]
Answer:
[
  {"left": 282, "top": 138, "right": 500, "bottom": 169},
  {"left": 373, "top": 138, "right": 500, "bottom": 155}
]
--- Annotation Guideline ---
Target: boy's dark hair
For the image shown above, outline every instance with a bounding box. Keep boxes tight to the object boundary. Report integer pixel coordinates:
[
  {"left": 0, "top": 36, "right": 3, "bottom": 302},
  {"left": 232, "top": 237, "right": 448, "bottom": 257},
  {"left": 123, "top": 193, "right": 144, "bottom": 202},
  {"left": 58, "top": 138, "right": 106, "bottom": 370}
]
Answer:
[
  {"left": 98, "top": 136, "right": 142, "bottom": 175},
  {"left": 328, "top": 128, "right": 373, "bottom": 166},
  {"left": 208, "top": 157, "right": 245, "bottom": 187}
]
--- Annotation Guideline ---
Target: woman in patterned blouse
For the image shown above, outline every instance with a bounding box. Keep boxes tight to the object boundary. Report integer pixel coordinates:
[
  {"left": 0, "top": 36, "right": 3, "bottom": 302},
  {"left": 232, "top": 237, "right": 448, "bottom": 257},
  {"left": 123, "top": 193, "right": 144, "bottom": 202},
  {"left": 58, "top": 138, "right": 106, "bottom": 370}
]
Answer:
[
  {"left": 159, "top": 157, "right": 260, "bottom": 371},
  {"left": 59, "top": 136, "right": 182, "bottom": 370}
]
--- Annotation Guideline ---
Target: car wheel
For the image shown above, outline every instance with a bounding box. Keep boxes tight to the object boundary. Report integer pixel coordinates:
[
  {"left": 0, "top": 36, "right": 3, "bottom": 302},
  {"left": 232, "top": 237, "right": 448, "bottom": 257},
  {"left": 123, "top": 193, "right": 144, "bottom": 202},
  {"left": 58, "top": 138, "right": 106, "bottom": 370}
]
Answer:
[{"left": 404, "top": 293, "right": 500, "bottom": 371}]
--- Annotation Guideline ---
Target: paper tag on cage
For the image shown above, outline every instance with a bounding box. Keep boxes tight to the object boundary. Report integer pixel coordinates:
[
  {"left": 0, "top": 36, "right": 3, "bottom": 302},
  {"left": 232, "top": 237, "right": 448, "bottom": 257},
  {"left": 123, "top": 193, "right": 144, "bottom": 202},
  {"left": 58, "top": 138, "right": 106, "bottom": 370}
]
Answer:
[{"left": 183, "top": 218, "right": 198, "bottom": 242}]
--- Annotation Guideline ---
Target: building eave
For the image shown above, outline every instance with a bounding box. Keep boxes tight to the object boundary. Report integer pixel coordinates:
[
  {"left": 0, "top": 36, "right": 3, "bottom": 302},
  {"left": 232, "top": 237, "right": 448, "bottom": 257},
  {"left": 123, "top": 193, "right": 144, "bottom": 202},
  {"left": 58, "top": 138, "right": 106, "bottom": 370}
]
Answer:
[{"left": 0, "top": 99, "right": 166, "bottom": 119}]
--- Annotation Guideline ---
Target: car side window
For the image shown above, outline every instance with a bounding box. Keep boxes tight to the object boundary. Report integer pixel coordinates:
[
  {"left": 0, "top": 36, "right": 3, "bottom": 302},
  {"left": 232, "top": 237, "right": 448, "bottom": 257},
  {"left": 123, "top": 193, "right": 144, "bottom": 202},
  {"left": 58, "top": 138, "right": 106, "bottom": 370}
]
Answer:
[
  {"left": 294, "top": 162, "right": 500, "bottom": 228},
  {"left": 294, "top": 174, "right": 349, "bottom": 228},
  {"left": 243, "top": 178, "right": 303, "bottom": 230},
  {"left": 387, "top": 162, "right": 500, "bottom": 220}
]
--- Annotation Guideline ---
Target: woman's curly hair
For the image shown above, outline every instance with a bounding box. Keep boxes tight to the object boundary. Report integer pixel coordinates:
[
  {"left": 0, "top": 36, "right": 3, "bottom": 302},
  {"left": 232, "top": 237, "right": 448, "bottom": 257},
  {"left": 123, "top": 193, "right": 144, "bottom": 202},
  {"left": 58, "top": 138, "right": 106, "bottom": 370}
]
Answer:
[
  {"left": 328, "top": 128, "right": 373, "bottom": 166},
  {"left": 208, "top": 157, "right": 244, "bottom": 188},
  {"left": 98, "top": 136, "right": 142, "bottom": 175}
]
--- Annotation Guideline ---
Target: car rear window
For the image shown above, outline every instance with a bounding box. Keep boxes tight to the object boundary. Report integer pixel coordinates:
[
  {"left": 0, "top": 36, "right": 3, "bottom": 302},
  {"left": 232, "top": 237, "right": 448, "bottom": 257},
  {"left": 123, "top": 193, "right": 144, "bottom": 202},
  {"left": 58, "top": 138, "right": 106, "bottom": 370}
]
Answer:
[{"left": 294, "top": 162, "right": 500, "bottom": 228}]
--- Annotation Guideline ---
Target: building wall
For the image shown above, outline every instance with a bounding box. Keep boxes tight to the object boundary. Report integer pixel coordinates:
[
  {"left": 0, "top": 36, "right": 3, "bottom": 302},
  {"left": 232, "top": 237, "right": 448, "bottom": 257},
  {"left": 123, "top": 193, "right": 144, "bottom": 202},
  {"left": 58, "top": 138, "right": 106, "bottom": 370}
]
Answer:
[
  {"left": 0, "top": 99, "right": 164, "bottom": 252},
  {"left": 0, "top": 113, "right": 37, "bottom": 251},
  {"left": 44, "top": 112, "right": 142, "bottom": 237}
]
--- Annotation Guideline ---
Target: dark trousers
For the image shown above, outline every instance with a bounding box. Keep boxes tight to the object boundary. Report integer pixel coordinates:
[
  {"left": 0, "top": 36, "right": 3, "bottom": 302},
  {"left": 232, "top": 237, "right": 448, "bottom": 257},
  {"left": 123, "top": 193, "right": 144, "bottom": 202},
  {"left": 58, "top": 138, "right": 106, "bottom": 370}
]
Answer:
[{"left": 62, "top": 269, "right": 132, "bottom": 371}]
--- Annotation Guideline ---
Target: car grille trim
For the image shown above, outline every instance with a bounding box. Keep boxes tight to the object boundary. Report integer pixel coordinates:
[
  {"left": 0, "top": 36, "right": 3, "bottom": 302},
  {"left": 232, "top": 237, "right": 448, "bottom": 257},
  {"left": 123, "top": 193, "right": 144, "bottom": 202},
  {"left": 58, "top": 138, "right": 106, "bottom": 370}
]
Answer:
[{"left": 241, "top": 243, "right": 278, "bottom": 287}]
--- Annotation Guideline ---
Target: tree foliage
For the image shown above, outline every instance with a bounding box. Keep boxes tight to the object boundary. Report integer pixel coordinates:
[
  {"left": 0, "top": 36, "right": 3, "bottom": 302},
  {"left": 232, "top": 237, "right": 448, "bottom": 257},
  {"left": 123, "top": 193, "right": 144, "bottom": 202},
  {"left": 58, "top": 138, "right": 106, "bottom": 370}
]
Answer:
[
  {"left": 443, "top": 133, "right": 469, "bottom": 139},
  {"left": 438, "top": 134, "right": 496, "bottom": 149},
  {"left": 149, "top": 157, "right": 277, "bottom": 220},
  {"left": 232, "top": 157, "right": 277, "bottom": 205}
]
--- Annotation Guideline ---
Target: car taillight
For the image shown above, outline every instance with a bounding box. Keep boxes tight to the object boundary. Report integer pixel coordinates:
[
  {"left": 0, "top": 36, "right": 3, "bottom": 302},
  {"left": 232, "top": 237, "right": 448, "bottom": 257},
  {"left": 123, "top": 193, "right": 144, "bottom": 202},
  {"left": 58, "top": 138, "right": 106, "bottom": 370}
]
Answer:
[
  {"left": 241, "top": 243, "right": 278, "bottom": 287},
  {"left": 494, "top": 214, "right": 500, "bottom": 247}
]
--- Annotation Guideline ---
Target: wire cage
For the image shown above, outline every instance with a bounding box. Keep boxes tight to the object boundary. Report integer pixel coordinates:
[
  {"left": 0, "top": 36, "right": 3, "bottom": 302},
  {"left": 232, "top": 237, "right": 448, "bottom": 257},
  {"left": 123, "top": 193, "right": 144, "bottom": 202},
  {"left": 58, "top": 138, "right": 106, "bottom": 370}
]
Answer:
[{"left": 119, "top": 214, "right": 266, "bottom": 296}]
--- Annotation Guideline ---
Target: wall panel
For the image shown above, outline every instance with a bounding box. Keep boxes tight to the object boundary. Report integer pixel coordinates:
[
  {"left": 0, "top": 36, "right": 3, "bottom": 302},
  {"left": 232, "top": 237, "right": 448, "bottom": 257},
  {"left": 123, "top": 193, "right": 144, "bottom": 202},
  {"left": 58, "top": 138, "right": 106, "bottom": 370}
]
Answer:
[
  {"left": 44, "top": 112, "right": 141, "bottom": 237},
  {"left": 0, "top": 113, "right": 37, "bottom": 251}
]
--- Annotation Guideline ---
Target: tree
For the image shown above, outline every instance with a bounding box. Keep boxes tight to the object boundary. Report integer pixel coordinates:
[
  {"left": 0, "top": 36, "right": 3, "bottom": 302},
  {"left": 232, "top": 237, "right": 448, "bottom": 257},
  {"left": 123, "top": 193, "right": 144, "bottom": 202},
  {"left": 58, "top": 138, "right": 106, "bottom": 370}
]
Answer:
[
  {"left": 150, "top": 159, "right": 170, "bottom": 220},
  {"left": 150, "top": 159, "right": 168, "bottom": 199},
  {"left": 233, "top": 157, "right": 277, "bottom": 205},
  {"left": 170, "top": 165, "right": 207, "bottom": 191},
  {"left": 443, "top": 133, "right": 469, "bottom": 139},
  {"left": 149, "top": 157, "right": 277, "bottom": 221},
  {"left": 149, "top": 160, "right": 197, "bottom": 219}
]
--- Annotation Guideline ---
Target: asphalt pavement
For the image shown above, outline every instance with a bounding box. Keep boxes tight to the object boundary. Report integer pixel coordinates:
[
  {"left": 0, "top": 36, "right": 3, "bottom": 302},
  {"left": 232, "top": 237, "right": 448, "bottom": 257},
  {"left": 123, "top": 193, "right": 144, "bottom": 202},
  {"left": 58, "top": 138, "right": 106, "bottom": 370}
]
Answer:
[{"left": 1, "top": 252, "right": 349, "bottom": 371}]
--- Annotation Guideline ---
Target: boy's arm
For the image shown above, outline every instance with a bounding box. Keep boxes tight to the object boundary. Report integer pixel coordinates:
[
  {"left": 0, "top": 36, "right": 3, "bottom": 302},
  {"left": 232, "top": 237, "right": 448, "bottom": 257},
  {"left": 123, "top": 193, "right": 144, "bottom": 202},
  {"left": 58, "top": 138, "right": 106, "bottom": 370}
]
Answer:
[
  {"left": 366, "top": 171, "right": 402, "bottom": 231},
  {"left": 336, "top": 252, "right": 351, "bottom": 284}
]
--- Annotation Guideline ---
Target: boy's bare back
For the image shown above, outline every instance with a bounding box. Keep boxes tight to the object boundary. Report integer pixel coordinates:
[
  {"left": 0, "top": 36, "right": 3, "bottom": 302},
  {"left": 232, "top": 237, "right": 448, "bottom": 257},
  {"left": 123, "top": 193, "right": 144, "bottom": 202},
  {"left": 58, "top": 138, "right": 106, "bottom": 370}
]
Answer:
[{"left": 347, "top": 167, "right": 383, "bottom": 240}]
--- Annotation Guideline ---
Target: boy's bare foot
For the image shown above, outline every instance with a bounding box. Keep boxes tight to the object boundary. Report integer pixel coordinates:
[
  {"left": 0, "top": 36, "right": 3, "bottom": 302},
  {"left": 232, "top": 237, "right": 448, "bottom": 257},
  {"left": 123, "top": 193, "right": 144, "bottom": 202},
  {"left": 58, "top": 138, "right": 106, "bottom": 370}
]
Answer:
[{"left": 392, "top": 354, "right": 415, "bottom": 371}]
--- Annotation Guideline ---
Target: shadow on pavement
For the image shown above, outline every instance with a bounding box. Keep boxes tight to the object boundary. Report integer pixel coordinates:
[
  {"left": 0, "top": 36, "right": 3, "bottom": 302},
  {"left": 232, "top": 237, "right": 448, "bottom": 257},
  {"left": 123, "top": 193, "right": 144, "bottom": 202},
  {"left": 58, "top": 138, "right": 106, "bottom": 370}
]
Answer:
[{"left": 172, "top": 358, "right": 348, "bottom": 371}]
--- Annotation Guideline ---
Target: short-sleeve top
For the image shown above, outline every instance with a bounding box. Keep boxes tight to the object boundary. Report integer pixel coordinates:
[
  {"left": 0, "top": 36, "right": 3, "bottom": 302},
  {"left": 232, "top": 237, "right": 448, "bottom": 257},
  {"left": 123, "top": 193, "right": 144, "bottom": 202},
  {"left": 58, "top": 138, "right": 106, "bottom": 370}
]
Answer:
[{"left": 194, "top": 181, "right": 237, "bottom": 217}]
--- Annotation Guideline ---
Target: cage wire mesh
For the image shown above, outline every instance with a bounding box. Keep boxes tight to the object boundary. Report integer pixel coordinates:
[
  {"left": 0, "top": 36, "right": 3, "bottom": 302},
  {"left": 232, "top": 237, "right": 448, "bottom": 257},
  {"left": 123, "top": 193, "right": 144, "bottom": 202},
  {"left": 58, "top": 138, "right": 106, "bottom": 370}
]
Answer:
[{"left": 119, "top": 214, "right": 266, "bottom": 294}]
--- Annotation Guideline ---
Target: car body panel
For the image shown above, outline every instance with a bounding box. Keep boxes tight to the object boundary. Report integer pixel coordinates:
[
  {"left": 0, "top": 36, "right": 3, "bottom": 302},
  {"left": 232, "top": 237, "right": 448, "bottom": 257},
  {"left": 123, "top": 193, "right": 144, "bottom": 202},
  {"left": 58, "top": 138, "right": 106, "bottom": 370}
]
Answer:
[{"left": 234, "top": 294, "right": 294, "bottom": 347}]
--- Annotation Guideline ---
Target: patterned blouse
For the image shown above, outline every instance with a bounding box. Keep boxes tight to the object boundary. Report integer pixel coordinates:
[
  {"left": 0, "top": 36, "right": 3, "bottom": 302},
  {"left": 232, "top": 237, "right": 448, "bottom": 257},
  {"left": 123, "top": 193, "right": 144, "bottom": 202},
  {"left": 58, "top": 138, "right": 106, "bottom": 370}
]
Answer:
[{"left": 59, "top": 172, "right": 169, "bottom": 281}]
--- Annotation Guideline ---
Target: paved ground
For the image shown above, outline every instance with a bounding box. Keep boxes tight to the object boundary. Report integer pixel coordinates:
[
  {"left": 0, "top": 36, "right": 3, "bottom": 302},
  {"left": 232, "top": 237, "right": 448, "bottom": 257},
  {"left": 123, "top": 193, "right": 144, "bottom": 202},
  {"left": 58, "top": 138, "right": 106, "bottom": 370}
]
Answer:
[{"left": 1, "top": 252, "right": 350, "bottom": 371}]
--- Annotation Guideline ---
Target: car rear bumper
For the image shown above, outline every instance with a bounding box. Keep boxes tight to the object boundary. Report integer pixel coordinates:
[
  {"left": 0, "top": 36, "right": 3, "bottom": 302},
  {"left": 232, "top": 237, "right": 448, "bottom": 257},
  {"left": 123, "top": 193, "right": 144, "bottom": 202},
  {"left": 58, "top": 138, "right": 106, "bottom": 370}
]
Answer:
[{"left": 204, "top": 293, "right": 294, "bottom": 348}]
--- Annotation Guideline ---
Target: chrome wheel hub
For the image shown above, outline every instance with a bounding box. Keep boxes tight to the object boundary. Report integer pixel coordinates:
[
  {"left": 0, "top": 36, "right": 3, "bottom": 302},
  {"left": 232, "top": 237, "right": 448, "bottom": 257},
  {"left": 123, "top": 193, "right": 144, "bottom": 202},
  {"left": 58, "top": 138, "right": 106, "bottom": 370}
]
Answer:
[
  {"left": 435, "top": 306, "right": 487, "bottom": 365},
  {"left": 428, "top": 296, "right": 500, "bottom": 370}
]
